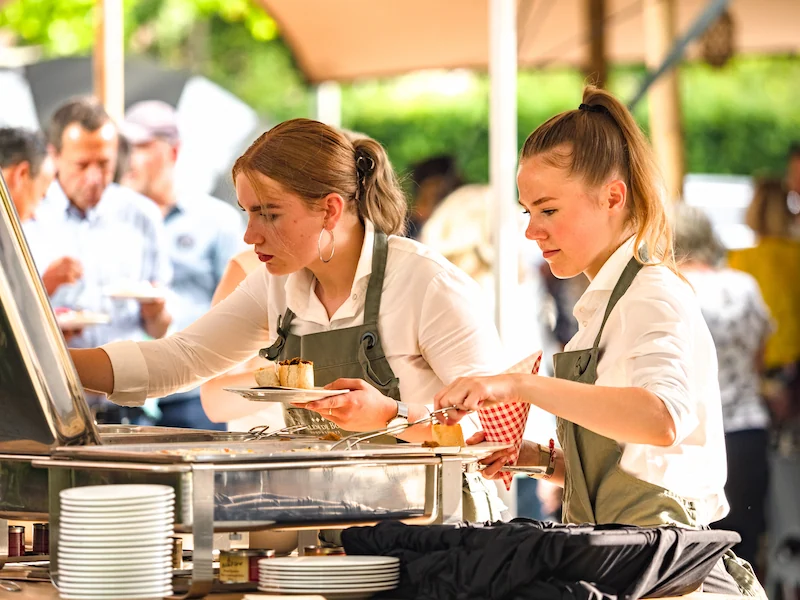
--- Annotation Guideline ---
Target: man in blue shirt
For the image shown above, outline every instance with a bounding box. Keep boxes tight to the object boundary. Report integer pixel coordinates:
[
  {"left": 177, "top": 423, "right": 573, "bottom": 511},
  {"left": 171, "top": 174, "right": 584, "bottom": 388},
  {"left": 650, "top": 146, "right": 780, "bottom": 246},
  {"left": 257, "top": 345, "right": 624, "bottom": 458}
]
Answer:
[
  {"left": 121, "top": 100, "right": 245, "bottom": 430},
  {"left": 32, "top": 97, "right": 173, "bottom": 423}
]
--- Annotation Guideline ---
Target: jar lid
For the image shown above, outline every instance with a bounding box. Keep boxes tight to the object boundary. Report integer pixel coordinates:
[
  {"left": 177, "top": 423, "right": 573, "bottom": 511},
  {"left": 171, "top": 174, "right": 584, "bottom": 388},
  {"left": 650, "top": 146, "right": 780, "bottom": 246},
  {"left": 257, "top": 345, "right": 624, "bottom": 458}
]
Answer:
[
  {"left": 33, "top": 523, "right": 48, "bottom": 529},
  {"left": 8, "top": 526, "right": 25, "bottom": 533}
]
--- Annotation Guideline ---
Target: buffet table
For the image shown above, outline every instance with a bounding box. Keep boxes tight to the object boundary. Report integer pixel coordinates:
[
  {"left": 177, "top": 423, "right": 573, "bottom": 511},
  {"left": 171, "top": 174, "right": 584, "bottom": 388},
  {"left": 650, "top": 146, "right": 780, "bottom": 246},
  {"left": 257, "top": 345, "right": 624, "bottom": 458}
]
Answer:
[{"left": 0, "top": 581, "right": 746, "bottom": 599}]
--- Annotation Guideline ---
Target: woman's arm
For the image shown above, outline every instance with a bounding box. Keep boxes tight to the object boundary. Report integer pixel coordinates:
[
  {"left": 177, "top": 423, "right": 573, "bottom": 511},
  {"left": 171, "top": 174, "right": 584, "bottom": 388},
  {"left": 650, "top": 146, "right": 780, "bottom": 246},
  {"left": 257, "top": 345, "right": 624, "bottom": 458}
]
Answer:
[{"left": 70, "top": 348, "right": 114, "bottom": 396}]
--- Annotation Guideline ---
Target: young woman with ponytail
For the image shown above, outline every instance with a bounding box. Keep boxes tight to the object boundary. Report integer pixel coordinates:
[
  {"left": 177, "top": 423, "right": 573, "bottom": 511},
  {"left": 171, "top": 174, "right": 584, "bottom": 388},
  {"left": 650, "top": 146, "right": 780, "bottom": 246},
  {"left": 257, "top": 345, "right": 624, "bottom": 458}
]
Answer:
[{"left": 435, "top": 87, "right": 765, "bottom": 597}]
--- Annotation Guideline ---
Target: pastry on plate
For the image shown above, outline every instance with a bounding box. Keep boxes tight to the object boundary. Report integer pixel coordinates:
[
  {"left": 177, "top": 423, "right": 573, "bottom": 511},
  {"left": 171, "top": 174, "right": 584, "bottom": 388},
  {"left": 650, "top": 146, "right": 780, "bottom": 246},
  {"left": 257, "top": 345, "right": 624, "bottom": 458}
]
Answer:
[
  {"left": 278, "top": 358, "right": 314, "bottom": 389},
  {"left": 431, "top": 423, "right": 465, "bottom": 447},
  {"left": 254, "top": 362, "right": 280, "bottom": 387}
]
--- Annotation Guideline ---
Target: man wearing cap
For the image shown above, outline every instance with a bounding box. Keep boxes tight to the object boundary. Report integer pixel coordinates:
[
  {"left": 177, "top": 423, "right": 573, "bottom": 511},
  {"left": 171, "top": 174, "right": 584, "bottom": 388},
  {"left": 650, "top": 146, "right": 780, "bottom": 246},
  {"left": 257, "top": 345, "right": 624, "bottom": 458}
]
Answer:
[
  {"left": 34, "top": 97, "right": 173, "bottom": 424},
  {"left": 121, "top": 100, "right": 245, "bottom": 431}
]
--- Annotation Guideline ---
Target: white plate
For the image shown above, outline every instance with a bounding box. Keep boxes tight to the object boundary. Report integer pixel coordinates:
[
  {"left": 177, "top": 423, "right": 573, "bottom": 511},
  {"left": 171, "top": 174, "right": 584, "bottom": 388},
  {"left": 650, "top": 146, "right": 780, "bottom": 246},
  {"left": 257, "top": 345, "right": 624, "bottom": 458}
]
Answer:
[
  {"left": 60, "top": 484, "right": 174, "bottom": 502},
  {"left": 261, "top": 573, "right": 399, "bottom": 585},
  {"left": 58, "top": 593, "right": 170, "bottom": 600},
  {"left": 260, "top": 565, "right": 400, "bottom": 574},
  {"left": 61, "top": 499, "right": 175, "bottom": 514},
  {"left": 56, "top": 310, "right": 111, "bottom": 330},
  {"left": 60, "top": 524, "right": 174, "bottom": 537},
  {"left": 59, "top": 573, "right": 172, "bottom": 584},
  {"left": 258, "top": 583, "right": 397, "bottom": 593},
  {"left": 59, "top": 558, "right": 172, "bottom": 570},
  {"left": 263, "top": 556, "right": 399, "bottom": 568},
  {"left": 256, "top": 592, "right": 377, "bottom": 600},
  {"left": 59, "top": 544, "right": 172, "bottom": 555},
  {"left": 103, "top": 283, "right": 166, "bottom": 302},
  {"left": 57, "top": 585, "right": 172, "bottom": 597},
  {"left": 61, "top": 510, "right": 174, "bottom": 524},
  {"left": 224, "top": 386, "right": 350, "bottom": 404},
  {"left": 61, "top": 516, "right": 173, "bottom": 534},
  {"left": 58, "top": 535, "right": 174, "bottom": 547}
]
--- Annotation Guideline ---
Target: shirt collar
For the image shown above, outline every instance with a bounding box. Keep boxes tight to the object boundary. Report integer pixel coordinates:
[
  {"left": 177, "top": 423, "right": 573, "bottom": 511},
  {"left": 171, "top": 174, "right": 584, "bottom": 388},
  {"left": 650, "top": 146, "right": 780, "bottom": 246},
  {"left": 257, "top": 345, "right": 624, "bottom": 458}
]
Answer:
[
  {"left": 284, "top": 219, "right": 377, "bottom": 324},
  {"left": 48, "top": 180, "right": 110, "bottom": 224},
  {"left": 573, "top": 235, "right": 637, "bottom": 317}
]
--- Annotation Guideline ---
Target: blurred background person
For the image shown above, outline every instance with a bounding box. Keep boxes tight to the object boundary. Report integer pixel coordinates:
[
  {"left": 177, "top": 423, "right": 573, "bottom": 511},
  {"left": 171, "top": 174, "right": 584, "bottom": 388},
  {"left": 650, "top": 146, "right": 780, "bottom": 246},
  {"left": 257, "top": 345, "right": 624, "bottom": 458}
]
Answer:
[
  {"left": 729, "top": 178, "right": 800, "bottom": 433},
  {"left": 120, "top": 100, "right": 245, "bottom": 430},
  {"left": 673, "top": 202, "right": 772, "bottom": 572},
  {"left": 406, "top": 154, "right": 463, "bottom": 240},
  {"left": 32, "top": 96, "right": 173, "bottom": 424},
  {"left": 0, "top": 127, "right": 80, "bottom": 298}
]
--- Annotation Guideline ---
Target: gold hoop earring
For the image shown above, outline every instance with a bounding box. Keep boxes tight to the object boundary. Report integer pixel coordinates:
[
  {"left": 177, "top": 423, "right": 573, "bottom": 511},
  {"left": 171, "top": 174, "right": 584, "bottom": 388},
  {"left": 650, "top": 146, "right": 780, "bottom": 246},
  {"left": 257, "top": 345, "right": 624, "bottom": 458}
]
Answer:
[{"left": 318, "top": 228, "right": 335, "bottom": 263}]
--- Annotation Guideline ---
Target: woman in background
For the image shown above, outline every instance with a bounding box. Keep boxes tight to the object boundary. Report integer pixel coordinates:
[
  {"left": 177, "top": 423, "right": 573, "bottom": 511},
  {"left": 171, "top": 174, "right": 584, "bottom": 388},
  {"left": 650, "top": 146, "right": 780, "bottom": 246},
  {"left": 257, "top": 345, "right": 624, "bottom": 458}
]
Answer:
[
  {"left": 673, "top": 202, "right": 772, "bottom": 571},
  {"left": 729, "top": 178, "right": 800, "bottom": 432}
]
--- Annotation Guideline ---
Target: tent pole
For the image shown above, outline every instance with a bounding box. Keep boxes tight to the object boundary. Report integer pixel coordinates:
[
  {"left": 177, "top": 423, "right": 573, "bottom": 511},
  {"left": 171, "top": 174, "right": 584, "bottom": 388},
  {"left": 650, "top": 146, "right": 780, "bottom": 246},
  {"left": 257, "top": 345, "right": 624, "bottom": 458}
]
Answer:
[
  {"left": 586, "top": 0, "right": 607, "bottom": 88},
  {"left": 315, "top": 81, "right": 342, "bottom": 128},
  {"left": 643, "top": 0, "right": 684, "bottom": 202},
  {"left": 93, "top": 0, "right": 124, "bottom": 122},
  {"left": 489, "top": 0, "right": 518, "bottom": 343}
]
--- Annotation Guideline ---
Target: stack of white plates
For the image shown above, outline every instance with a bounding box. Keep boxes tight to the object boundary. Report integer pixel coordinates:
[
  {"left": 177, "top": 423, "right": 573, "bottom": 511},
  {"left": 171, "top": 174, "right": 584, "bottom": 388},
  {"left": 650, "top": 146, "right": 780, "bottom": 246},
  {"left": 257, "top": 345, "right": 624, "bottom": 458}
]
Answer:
[
  {"left": 258, "top": 555, "right": 400, "bottom": 600},
  {"left": 57, "top": 484, "right": 175, "bottom": 600}
]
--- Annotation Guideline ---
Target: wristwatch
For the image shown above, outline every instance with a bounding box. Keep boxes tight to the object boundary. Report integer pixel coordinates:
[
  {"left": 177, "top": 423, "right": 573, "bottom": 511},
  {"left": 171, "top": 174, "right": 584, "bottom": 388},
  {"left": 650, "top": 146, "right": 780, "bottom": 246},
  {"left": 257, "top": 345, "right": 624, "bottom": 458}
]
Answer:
[{"left": 386, "top": 400, "right": 410, "bottom": 433}]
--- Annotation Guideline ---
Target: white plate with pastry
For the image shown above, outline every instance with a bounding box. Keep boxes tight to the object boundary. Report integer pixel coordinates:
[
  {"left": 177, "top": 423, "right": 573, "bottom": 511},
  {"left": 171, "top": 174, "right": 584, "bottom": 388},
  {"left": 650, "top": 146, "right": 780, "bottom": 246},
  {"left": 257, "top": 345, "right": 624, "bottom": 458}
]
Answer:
[
  {"left": 55, "top": 309, "right": 111, "bottom": 330},
  {"left": 223, "top": 386, "right": 350, "bottom": 404},
  {"left": 103, "top": 282, "right": 166, "bottom": 302}
]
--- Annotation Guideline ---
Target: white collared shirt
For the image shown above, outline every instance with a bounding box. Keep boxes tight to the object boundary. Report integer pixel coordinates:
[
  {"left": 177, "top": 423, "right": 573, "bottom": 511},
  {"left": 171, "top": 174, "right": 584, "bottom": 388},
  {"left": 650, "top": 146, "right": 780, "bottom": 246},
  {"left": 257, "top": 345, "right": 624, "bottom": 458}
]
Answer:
[
  {"left": 565, "top": 237, "right": 729, "bottom": 525},
  {"left": 103, "top": 221, "right": 506, "bottom": 431}
]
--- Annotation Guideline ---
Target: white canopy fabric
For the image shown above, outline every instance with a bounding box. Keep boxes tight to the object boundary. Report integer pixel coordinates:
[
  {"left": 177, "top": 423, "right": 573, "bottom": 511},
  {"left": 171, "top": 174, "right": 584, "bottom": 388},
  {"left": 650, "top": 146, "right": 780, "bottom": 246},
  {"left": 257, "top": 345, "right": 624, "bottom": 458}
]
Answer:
[{"left": 259, "top": 0, "right": 800, "bottom": 83}]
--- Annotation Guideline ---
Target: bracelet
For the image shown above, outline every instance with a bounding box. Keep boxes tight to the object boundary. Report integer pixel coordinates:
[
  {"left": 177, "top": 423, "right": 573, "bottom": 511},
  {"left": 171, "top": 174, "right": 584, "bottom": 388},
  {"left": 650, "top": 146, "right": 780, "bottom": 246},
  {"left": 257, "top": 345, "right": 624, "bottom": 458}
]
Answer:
[{"left": 541, "top": 439, "right": 556, "bottom": 481}]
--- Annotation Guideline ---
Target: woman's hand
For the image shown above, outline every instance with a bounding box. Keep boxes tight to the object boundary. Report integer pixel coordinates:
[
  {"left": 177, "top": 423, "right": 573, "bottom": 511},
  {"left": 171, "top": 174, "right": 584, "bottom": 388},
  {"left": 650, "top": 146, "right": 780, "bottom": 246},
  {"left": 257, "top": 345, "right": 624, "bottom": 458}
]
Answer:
[
  {"left": 297, "top": 378, "right": 397, "bottom": 432},
  {"left": 467, "top": 431, "right": 515, "bottom": 480},
  {"left": 468, "top": 433, "right": 542, "bottom": 481},
  {"left": 434, "top": 374, "right": 521, "bottom": 425}
]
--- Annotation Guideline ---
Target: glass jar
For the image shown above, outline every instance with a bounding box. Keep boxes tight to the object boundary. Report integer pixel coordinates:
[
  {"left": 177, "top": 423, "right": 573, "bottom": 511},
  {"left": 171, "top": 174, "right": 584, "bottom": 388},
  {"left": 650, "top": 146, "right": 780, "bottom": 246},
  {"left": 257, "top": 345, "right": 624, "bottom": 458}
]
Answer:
[
  {"left": 7, "top": 526, "right": 24, "bottom": 557},
  {"left": 32, "top": 523, "right": 48, "bottom": 555}
]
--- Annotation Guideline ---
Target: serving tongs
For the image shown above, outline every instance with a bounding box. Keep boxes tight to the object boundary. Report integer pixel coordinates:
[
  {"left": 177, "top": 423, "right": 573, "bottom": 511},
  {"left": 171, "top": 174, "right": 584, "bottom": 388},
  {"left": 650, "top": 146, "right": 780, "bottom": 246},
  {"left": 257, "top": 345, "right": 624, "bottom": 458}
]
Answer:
[
  {"left": 330, "top": 406, "right": 456, "bottom": 450},
  {"left": 245, "top": 424, "right": 308, "bottom": 441}
]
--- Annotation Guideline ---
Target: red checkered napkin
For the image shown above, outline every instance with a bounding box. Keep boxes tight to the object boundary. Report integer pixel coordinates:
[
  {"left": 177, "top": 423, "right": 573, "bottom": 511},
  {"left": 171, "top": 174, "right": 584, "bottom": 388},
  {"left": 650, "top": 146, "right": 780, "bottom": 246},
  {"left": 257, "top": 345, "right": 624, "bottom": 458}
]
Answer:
[{"left": 477, "top": 351, "right": 543, "bottom": 489}]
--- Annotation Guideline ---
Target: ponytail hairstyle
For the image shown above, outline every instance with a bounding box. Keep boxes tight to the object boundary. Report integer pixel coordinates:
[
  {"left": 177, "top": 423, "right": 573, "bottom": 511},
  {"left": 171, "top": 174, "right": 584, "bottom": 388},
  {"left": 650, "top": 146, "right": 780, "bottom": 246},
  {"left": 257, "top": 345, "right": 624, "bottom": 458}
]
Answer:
[
  {"left": 521, "top": 85, "right": 679, "bottom": 276},
  {"left": 232, "top": 118, "right": 407, "bottom": 236}
]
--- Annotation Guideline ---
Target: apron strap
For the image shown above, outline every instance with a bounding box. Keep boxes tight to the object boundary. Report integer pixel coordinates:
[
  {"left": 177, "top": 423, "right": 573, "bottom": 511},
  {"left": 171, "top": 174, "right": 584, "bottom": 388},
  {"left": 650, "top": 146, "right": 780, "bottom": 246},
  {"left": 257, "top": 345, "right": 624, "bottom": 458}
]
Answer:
[
  {"left": 363, "top": 231, "right": 389, "bottom": 325},
  {"left": 259, "top": 308, "right": 296, "bottom": 360},
  {"left": 591, "top": 256, "right": 643, "bottom": 349}
]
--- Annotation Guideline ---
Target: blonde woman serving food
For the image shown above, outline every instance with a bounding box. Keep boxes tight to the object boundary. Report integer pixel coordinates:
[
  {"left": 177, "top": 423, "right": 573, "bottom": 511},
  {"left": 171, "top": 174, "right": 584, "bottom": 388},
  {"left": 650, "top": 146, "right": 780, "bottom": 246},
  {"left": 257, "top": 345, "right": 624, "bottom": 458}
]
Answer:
[
  {"left": 435, "top": 87, "right": 764, "bottom": 597},
  {"left": 69, "top": 119, "right": 507, "bottom": 519}
]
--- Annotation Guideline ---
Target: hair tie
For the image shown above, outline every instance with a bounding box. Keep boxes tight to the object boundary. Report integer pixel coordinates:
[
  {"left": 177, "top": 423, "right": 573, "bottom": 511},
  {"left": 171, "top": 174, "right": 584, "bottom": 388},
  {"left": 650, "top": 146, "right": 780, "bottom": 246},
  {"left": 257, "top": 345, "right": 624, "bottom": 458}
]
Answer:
[
  {"left": 579, "top": 103, "right": 610, "bottom": 115},
  {"left": 355, "top": 151, "right": 375, "bottom": 178}
]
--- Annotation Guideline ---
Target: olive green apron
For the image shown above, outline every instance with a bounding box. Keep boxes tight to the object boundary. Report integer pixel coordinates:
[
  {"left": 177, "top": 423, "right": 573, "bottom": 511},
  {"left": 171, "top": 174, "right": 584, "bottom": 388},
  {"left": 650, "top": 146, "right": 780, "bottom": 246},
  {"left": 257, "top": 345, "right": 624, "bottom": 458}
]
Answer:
[
  {"left": 260, "top": 231, "right": 503, "bottom": 522},
  {"left": 261, "top": 231, "right": 399, "bottom": 438},
  {"left": 553, "top": 256, "right": 765, "bottom": 597}
]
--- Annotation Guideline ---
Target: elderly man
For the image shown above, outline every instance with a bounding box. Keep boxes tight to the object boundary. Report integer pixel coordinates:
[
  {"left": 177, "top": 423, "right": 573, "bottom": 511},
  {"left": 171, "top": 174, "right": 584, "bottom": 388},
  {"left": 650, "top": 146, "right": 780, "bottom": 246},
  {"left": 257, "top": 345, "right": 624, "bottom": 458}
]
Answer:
[
  {"left": 121, "top": 100, "right": 245, "bottom": 430},
  {"left": 0, "top": 127, "right": 81, "bottom": 297},
  {"left": 34, "top": 97, "right": 172, "bottom": 424}
]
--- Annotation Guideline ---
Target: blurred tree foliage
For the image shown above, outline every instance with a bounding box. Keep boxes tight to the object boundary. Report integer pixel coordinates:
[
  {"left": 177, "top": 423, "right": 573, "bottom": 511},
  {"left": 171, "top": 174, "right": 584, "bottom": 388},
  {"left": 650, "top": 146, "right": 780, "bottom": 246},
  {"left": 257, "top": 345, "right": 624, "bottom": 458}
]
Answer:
[{"left": 2, "top": 0, "right": 799, "bottom": 183}]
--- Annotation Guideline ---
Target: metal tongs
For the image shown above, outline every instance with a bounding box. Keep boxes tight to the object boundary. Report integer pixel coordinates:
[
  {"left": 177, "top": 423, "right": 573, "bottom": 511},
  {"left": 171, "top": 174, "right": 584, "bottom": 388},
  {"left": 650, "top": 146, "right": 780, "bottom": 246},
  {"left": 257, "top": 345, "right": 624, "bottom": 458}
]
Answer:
[
  {"left": 330, "top": 406, "right": 458, "bottom": 450},
  {"left": 245, "top": 424, "right": 308, "bottom": 440}
]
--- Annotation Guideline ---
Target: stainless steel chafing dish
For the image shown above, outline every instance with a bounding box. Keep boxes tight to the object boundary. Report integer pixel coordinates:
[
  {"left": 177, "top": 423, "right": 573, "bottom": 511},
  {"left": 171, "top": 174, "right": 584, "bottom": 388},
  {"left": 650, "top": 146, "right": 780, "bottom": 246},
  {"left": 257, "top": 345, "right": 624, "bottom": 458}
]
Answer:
[{"left": 0, "top": 175, "right": 467, "bottom": 598}]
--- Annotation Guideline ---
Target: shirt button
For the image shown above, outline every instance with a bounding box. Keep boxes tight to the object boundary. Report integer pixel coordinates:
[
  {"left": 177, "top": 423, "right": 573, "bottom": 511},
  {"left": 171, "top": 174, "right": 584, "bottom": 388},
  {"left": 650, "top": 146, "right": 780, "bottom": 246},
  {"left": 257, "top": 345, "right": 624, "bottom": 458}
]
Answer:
[
  {"left": 352, "top": 294, "right": 358, "bottom": 300},
  {"left": 582, "top": 321, "right": 588, "bottom": 327}
]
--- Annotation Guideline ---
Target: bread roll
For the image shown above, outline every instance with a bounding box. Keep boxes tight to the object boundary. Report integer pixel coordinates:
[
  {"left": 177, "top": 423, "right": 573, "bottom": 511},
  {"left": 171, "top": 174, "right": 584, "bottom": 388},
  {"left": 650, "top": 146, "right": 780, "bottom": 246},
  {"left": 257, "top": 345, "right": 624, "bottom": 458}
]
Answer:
[
  {"left": 278, "top": 358, "right": 314, "bottom": 389},
  {"left": 254, "top": 363, "right": 280, "bottom": 387},
  {"left": 431, "top": 423, "right": 465, "bottom": 447}
]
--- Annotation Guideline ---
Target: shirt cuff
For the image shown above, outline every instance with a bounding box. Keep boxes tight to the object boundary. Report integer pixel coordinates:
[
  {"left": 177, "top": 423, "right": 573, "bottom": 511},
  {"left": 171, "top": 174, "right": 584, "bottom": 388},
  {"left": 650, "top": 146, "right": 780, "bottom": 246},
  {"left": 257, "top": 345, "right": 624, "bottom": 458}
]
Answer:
[{"left": 101, "top": 340, "right": 149, "bottom": 407}]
